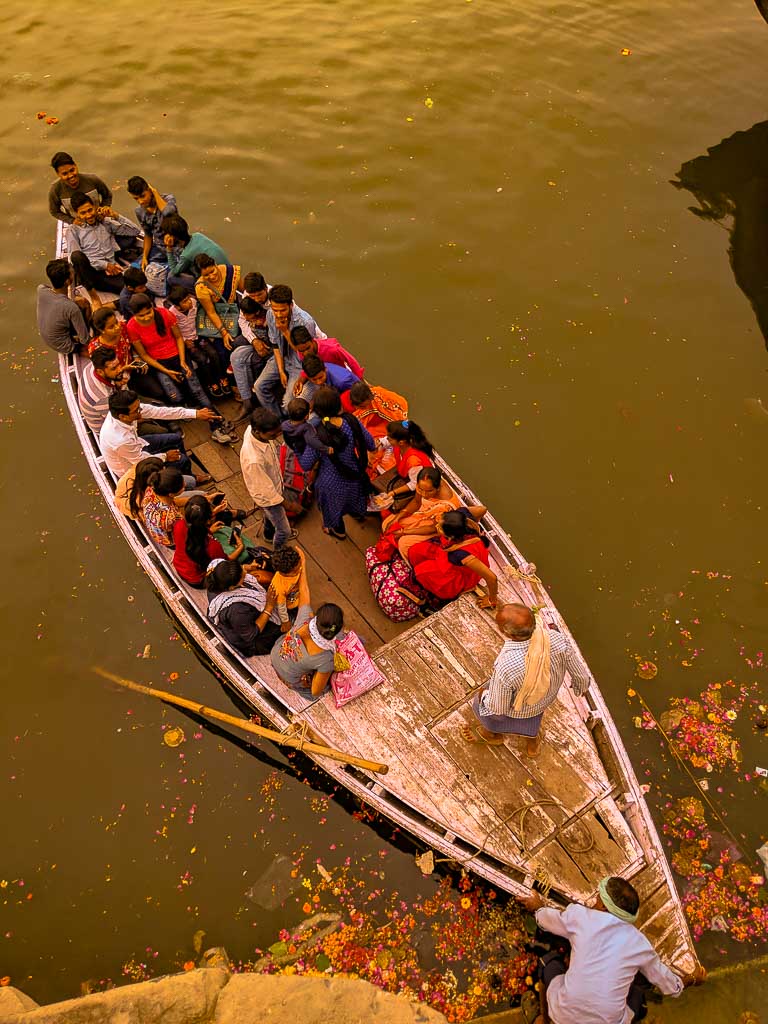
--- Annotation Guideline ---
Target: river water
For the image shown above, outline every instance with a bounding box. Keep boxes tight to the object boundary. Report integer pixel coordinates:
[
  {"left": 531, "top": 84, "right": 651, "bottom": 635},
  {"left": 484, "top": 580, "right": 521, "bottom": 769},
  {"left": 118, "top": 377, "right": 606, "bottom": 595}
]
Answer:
[{"left": 1, "top": 0, "right": 767, "bottom": 1011}]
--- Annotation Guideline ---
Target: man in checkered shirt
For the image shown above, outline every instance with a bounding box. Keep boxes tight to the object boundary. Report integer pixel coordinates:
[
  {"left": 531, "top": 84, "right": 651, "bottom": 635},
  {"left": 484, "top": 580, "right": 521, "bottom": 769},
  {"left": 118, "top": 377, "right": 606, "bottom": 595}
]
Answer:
[{"left": 461, "top": 603, "right": 592, "bottom": 756}]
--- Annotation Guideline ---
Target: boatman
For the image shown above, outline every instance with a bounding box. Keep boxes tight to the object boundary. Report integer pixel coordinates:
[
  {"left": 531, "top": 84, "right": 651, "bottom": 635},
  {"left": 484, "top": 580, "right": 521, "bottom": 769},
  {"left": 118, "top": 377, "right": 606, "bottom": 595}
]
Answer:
[
  {"left": 524, "top": 877, "right": 706, "bottom": 1024},
  {"left": 460, "top": 603, "right": 591, "bottom": 756}
]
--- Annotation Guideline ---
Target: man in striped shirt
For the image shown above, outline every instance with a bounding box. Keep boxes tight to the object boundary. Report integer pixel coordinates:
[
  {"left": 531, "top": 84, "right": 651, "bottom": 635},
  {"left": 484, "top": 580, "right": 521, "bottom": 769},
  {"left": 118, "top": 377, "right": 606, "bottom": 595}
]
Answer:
[{"left": 463, "top": 603, "right": 591, "bottom": 756}]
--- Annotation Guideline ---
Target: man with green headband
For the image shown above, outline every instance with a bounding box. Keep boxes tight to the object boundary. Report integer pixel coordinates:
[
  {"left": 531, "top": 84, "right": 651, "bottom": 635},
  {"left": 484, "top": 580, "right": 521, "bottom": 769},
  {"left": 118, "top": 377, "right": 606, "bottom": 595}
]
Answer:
[{"left": 524, "top": 876, "right": 705, "bottom": 1023}]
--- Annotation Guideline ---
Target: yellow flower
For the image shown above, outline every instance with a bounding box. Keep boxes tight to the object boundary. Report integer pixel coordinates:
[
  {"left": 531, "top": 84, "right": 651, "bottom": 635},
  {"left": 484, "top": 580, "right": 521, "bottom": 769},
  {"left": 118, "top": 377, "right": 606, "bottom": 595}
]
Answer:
[{"left": 460, "top": 897, "right": 471, "bottom": 909}]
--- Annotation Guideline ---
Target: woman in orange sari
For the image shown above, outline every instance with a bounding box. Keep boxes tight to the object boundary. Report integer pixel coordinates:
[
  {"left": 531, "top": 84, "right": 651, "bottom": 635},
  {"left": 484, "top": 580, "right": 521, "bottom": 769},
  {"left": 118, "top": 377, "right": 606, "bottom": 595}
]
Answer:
[
  {"left": 341, "top": 381, "right": 409, "bottom": 479},
  {"left": 381, "top": 467, "right": 464, "bottom": 561}
]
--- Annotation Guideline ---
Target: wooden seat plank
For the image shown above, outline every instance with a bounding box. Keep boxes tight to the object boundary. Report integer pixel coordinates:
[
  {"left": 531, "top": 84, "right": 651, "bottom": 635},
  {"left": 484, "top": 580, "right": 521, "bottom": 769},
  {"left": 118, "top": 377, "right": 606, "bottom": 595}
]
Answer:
[{"left": 373, "top": 646, "right": 466, "bottom": 722}]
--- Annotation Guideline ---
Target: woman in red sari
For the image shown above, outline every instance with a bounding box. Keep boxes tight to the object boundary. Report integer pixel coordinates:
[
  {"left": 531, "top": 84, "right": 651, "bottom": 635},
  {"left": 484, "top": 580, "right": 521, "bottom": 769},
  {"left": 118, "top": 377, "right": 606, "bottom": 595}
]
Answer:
[{"left": 407, "top": 509, "right": 498, "bottom": 608}]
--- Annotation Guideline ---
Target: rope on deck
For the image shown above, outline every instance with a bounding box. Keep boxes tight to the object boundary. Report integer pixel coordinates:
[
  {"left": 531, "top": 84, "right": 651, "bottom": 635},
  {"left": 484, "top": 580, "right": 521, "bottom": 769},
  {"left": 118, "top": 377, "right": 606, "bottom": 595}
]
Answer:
[{"left": 282, "top": 718, "right": 310, "bottom": 752}]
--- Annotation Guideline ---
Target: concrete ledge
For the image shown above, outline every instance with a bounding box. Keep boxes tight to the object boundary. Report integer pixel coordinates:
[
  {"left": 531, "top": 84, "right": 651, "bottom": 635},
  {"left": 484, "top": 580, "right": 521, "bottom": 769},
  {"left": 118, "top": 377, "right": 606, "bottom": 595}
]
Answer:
[
  {"left": 212, "top": 974, "right": 448, "bottom": 1024},
  {"left": 0, "top": 968, "right": 229, "bottom": 1023},
  {"left": 0, "top": 972, "right": 448, "bottom": 1024}
]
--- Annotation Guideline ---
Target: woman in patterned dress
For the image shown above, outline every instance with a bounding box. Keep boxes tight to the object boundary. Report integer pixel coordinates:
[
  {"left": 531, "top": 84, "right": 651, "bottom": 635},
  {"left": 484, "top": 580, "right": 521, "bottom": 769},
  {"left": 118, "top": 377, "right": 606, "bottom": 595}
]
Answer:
[{"left": 298, "top": 386, "right": 375, "bottom": 540}]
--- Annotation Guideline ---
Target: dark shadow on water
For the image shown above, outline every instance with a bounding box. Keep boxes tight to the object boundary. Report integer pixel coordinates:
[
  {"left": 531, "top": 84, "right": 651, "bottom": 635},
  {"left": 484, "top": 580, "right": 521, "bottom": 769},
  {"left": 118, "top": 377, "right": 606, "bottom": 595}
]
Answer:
[{"left": 671, "top": 120, "right": 768, "bottom": 349}]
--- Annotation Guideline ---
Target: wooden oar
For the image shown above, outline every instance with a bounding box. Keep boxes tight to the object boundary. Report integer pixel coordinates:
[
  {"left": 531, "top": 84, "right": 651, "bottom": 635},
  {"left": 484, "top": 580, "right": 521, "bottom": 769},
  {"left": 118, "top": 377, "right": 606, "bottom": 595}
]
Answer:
[{"left": 94, "top": 667, "right": 388, "bottom": 775}]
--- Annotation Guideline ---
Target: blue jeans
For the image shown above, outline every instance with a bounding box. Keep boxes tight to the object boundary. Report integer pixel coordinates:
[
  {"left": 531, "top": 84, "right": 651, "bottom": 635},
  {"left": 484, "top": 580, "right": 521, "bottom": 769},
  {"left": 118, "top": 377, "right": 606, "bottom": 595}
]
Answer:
[
  {"left": 255, "top": 355, "right": 303, "bottom": 416},
  {"left": 231, "top": 345, "right": 270, "bottom": 406},
  {"left": 155, "top": 356, "right": 214, "bottom": 410},
  {"left": 262, "top": 502, "right": 292, "bottom": 548},
  {"left": 143, "top": 431, "right": 192, "bottom": 477}
]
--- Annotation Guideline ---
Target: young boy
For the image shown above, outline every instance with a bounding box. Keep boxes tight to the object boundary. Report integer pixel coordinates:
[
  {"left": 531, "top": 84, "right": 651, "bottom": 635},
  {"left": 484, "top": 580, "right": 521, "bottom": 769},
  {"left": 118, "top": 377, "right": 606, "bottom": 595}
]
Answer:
[
  {"left": 269, "top": 545, "right": 306, "bottom": 631},
  {"left": 118, "top": 267, "right": 150, "bottom": 319},
  {"left": 282, "top": 398, "right": 332, "bottom": 456}
]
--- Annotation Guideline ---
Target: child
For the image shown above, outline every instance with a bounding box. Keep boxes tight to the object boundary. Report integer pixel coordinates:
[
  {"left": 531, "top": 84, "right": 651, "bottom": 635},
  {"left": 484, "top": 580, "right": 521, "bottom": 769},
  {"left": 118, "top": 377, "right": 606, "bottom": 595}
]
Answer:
[
  {"left": 282, "top": 398, "right": 332, "bottom": 456},
  {"left": 118, "top": 266, "right": 149, "bottom": 319},
  {"left": 269, "top": 545, "right": 305, "bottom": 631},
  {"left": 165, "top": 284, "right": 229, "bottom": 398}
]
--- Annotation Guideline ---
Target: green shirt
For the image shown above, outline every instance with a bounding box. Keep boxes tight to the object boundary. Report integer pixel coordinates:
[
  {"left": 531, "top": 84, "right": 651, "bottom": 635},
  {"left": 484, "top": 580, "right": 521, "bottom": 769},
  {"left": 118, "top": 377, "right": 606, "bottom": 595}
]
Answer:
[{"left": 167, "top": 232, "right": 229, "bottom": 278}]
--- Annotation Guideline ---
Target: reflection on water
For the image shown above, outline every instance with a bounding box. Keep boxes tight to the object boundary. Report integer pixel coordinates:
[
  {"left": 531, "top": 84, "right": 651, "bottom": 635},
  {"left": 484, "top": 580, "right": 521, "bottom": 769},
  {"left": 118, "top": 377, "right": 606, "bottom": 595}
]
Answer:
[{"left": 672, "top": 121, "right": 768, "bottom": 350}]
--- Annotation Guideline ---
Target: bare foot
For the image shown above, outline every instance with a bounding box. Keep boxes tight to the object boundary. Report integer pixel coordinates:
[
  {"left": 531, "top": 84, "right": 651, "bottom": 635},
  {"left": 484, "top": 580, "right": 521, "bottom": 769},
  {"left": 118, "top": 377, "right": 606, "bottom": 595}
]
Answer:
[{"left": 459, "top": 723, "right": 504, "bottom": 746}]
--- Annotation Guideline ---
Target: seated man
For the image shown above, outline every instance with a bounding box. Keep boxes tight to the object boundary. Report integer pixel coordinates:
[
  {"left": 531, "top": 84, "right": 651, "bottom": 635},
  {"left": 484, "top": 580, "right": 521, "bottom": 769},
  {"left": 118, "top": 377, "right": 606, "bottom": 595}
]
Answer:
[
  {"left": 79, "top": 346, "right": 131, "bottom": 433},
  {"left": 99, "top": 388, "right": 217, "bottom": 482},
  {"left": 67, "top": 192, "right": 141, "bottom": 298},
  {"left": 243, "top": 271, "right": 271, "bottom": 307},
  {"left": 525, "top": 877, "right": 705, "bottom": 1024},
  {"left": 255, "top": 284, "right": 327, "bottom": 416},
  {"left": 127, "top": 176, "right": 177, "bottom": 269},
  {"left": 291, "top": 324, "right": 364, "bottom": 380},
  {"left": 231, "top": 298, "right": 272, "bottom": 416},
  {"left": 161, "top": 213, "right": 229, "bottom": 286},
  {"left": 117, "top": 266, "right": 150, "bottom": 319},
  {"left": 36, "top": 258, "right": 91, "bottom": 354},
  {"left": 297, "top": 352, "right": 358, "bottom": 402},
  {"left": 48, "top": 151, "right": 112, "bottom": 224}
]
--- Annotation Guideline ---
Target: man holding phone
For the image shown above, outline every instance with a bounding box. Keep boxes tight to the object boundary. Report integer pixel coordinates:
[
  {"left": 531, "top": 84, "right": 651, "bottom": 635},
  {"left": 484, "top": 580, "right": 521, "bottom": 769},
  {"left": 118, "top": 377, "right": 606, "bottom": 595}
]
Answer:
[{"left": 99, "top": 389, "right": 217, "bottom": 487}]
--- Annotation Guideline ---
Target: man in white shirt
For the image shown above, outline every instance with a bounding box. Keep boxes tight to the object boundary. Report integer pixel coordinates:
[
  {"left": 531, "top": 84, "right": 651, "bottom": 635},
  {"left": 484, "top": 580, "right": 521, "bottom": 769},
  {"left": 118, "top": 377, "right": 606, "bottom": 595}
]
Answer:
[
  {"left": 524, "top": 876, "right": 705, "bottom": 1024},
  {"left": 239, "top": 408, "right": 298, "bottom": 548},
  {"left": 99, "top": 389, "right": 217, "bottom": 483}
]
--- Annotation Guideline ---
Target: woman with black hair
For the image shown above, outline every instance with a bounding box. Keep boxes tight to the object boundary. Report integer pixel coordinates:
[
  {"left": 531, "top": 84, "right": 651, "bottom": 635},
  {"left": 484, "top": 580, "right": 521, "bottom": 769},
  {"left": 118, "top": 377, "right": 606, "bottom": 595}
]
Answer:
[
  {"left": 380, "top": 466, "right": 463, "bottom": 561},
  {"left": 270, "top": 561, "right": 347, "bottom": 696},
  {"left": 298, "top": 386, "right": 375, "bottom": 540},
  {"left": 384, "top": 419, "right": 434, "bottom": 501},
  {"left": 408, "top": 508, "right": 498, "bottom": 608},
  {"left": 172, "top": 496, "right": 245, "bottom": 587},
  {"left": 206, "top": 559, "right": 282, "bottom": 657},
  {"left": 126, "top": 295, "right": 234, "bottom": 445}
]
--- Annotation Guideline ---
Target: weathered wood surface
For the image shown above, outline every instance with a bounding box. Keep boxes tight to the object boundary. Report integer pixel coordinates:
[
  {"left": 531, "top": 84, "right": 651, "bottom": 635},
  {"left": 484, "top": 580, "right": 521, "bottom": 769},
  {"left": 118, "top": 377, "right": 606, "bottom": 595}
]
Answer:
[{"left": 181, "top": 427, "right": 696, "bottom": 968}]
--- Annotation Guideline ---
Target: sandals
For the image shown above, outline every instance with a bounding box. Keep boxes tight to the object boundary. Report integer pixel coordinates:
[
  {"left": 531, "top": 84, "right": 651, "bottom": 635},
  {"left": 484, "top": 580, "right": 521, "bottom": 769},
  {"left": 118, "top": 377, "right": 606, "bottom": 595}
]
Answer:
[
  {"left": 209, "top": 383, "right": 223, "bottom": 398},
  {"left": 459, "top": 723, "right": 504, "bottom": 746},
  {"left": 322, "top": 526, "right": 347, "bottom": 541}
]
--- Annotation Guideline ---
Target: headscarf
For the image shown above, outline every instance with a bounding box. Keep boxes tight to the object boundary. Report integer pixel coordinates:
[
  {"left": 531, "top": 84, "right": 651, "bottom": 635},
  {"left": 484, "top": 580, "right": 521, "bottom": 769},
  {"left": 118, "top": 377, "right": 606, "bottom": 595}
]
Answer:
[
  {"left": 512, "top": 615, "right": 551, "bottom": 711},
  {"left": 308, "top": 616, "right": 350, "bottom": 672},
  {"left": 598, "top": 877, "right": 638, "bottom": 923}
]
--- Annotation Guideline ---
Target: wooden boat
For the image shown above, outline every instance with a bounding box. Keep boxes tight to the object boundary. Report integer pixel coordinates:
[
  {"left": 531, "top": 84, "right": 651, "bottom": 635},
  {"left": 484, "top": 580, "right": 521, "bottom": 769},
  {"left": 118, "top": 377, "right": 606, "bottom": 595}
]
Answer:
[{"left": 55, "top": 221, "right": 698, "bottom": 974}]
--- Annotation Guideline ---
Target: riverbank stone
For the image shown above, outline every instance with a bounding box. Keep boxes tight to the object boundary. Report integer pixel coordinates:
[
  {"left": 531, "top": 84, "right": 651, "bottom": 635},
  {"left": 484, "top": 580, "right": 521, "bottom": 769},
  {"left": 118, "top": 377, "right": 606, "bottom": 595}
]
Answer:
[
  {"left": 0, "top": 990, "right": 39, "bottom": 1015},
  {"left": 0, "top": 967, "right": 229, "bottom": 1023},
  {"left": 212, "top": 974, "right": 447, "bottom": 1024}
]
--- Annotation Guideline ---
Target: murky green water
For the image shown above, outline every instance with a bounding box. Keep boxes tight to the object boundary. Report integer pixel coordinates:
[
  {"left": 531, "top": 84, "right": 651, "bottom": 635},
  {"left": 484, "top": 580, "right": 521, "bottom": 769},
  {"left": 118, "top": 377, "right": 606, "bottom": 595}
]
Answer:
[{"left": 1, "top": 0, "right": 767, "bottom": 1012}]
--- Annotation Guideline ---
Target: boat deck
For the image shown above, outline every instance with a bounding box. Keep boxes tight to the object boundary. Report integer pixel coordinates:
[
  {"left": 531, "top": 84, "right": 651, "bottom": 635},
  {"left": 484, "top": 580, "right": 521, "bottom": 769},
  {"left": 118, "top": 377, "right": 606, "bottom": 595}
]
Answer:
[{"left": 176, "top": 413, "right": 695, "bottom": 970}]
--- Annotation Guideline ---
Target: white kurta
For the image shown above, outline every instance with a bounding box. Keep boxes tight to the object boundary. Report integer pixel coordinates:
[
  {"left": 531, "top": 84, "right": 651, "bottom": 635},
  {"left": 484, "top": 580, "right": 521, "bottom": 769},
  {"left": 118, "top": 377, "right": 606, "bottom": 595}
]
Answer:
[{"left": 536, "top": 904, "right": 683, "bottom": 1024}]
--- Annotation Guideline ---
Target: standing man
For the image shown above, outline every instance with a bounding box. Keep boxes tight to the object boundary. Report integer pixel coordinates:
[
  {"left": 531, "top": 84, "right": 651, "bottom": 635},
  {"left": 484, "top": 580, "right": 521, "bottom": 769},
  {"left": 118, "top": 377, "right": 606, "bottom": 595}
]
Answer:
[
  {"left": 460, "top": 603, "right": 591, "bottom": 756},
  {"left": 524, "top": 877, "right": 705, "bottom": 1024},
  {"left": 36, "top": 258, "right": 91, "bottom": 354},
  {"left": 240, "top": 409, "right": 298, "bottom": 547},
  {"left": 254, "top": 284, "right": 326, "bottom": 416},
  {"left": 67, "top": 193, "right": 141, "bottom": 298},
  {"left": 48, "top": 152, "right": 112, "bottom": 224}
]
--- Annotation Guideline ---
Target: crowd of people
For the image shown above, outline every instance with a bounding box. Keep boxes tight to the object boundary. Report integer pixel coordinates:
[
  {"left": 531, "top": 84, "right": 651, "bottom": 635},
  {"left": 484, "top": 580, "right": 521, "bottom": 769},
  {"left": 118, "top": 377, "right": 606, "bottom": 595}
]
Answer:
[
  {"left": 37, "top": 150, "right": 503, "bottom": 698},
  {"left": 38, "top": 152, "right": 709, "bottom": 1023}
]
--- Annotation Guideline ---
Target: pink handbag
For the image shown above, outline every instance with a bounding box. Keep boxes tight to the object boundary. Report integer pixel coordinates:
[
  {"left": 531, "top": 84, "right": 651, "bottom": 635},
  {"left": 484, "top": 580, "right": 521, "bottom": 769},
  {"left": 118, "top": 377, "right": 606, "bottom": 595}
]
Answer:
[{"left": 331, "top": 631, "right": 386, "bottom": 708}]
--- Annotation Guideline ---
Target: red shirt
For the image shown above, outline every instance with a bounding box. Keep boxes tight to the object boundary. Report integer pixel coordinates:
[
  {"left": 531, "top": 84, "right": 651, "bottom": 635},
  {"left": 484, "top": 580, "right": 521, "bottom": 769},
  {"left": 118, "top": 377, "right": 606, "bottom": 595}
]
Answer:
[
  {"left": 316, "top": 338, "right": 364, "bottom": 379},
  {"left": 87, "top": 324, "right": 131, "bottom": 364},
  {"left": 126, "top": 307, "right": 179, "bottom": 361},
  {"left": 171, "top": 520, "right": 225, "bottom": 585}
]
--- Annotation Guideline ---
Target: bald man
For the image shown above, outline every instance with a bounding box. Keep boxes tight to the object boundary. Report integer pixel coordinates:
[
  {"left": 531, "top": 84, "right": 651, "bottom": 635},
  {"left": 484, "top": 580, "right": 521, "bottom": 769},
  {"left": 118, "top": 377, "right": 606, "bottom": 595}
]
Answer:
[{"left": 460, "top": 602, "right": 592, "bottom": 756}]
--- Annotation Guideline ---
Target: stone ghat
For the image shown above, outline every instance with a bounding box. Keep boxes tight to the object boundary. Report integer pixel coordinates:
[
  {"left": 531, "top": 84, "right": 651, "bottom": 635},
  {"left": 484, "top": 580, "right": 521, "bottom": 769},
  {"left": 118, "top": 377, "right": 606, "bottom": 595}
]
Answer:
[{"left": 0, "top": 970, "right": 448, "bottom": 1024}]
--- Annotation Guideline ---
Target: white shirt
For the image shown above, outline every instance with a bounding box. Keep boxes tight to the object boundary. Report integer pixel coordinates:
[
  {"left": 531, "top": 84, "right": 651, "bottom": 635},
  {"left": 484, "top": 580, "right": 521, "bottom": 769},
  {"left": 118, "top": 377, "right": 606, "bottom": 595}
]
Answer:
[
  {"left": 239, "top": 427, "right": 284, "bottom": 507},
  {"left": 99, "top": 404, "right": 197, "bottom": 477},
  {"left": 536, "top": 904, "right": 683, "bottom": 1024}
]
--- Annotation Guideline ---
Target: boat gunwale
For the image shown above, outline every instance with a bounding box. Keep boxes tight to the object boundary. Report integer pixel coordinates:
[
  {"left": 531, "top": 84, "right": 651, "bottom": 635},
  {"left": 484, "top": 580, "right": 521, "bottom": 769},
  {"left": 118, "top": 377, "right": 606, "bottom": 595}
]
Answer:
[{"left": 53, "top": 219, "right": 697, "bottom": 969}]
